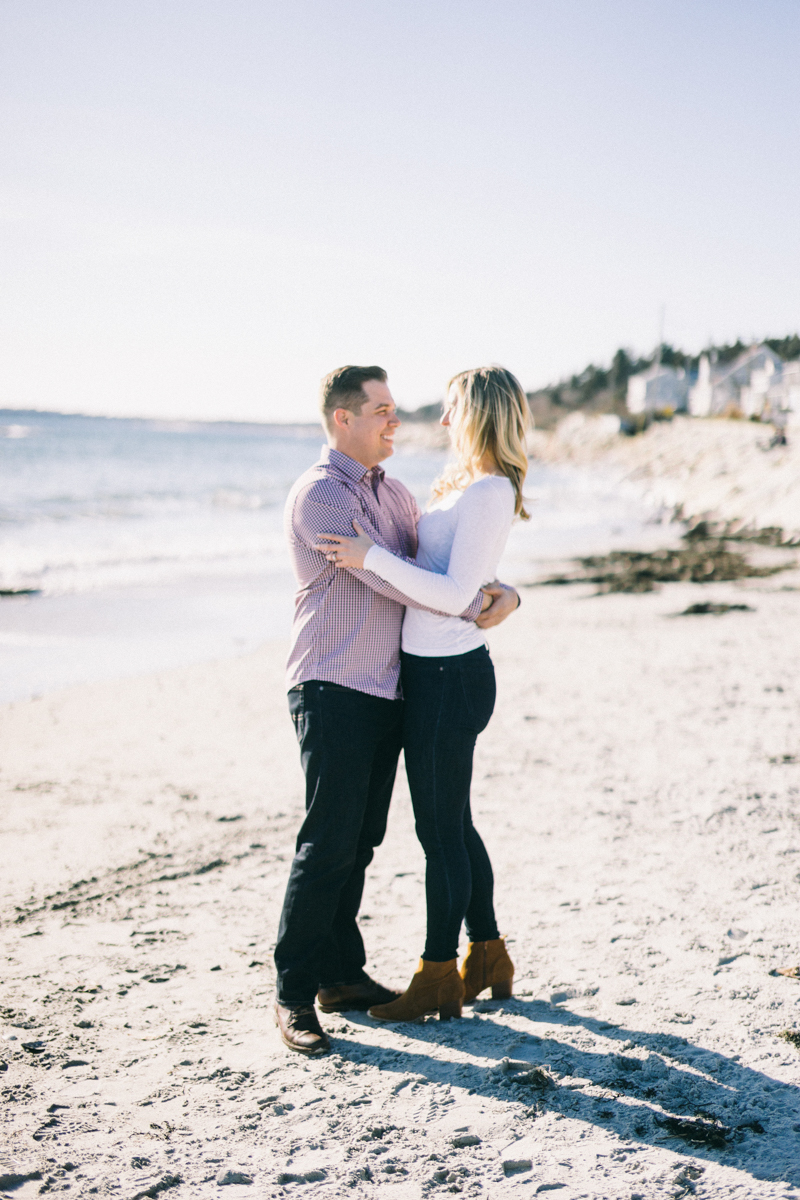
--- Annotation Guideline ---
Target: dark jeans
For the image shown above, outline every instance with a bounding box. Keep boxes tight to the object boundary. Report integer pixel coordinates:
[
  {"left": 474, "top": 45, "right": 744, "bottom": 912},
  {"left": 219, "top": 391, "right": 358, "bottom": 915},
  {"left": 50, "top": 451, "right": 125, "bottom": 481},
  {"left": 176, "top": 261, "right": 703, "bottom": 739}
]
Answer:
[
  {"left": 274, "top": 680, "right": 403, "bottom": 1005},
  {"left": 401, "top": 645, "right": 500, "bottom": 962}
]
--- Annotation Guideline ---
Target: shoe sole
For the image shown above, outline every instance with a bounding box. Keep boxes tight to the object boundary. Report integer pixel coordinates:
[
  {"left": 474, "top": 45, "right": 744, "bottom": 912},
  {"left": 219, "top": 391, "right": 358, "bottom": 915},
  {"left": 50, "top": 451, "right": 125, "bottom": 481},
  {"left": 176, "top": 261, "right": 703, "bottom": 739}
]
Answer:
[
  {"left": 273, "top": 1010, "right": 330, "bottom": 1055},
  {"left": 318, "top": 993, "right": 401, "bottom": 1014},
  {"left": 368, "top": 1006, "right": 438, "bottom": 1023},
  {"left": 277, "top": 1030, "right": 330, "bottom": 1055},
  {"left": 462, "top": 980, "right": 514, "bottom": 1004}
]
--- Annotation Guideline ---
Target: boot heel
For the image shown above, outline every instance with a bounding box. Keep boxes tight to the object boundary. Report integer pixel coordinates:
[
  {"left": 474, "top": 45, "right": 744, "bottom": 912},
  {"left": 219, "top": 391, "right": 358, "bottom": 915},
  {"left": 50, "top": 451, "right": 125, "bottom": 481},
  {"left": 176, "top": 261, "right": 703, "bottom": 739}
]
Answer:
[
  {"left": 438, "top": 999, "right": 462, "bottom": 1021},
  {"left": 491, "top": 981, "right": 512, "bottom": 1000}
]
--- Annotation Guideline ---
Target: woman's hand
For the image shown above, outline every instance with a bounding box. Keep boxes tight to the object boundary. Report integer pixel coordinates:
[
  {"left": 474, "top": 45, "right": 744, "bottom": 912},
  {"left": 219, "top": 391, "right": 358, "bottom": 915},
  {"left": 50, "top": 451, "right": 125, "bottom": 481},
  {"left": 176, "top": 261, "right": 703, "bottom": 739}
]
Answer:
[{"left": 315, "top": 520, "right": 375, "bottom": 570}]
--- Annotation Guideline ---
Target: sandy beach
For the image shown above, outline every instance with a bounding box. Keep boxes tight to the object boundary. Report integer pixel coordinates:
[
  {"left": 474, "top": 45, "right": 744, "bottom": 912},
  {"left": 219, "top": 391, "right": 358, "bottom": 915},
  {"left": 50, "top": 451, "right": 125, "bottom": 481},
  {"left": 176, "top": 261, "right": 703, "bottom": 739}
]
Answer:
[
  {"left": 531, "top": 415, "right": 800, "bottom": 542},
  {"left": 4, "top": 0, "right": 799, "bottom": 1192},
  {"left": 3, "top": 544, "right": 800, "bottom": 1199}
]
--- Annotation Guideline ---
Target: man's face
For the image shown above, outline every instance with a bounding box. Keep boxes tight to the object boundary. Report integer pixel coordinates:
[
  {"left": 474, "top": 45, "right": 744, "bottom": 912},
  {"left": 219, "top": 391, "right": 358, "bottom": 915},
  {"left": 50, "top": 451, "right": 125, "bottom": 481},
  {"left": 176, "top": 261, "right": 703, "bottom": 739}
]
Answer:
[{"left": 331, "top": 380, "right": 401, "bottom": 468}]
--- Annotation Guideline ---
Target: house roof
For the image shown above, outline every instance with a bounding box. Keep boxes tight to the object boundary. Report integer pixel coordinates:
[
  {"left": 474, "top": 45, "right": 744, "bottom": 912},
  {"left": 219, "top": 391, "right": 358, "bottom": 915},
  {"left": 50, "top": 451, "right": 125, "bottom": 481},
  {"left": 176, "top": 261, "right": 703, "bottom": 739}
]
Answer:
[{"left": 710, "top": 344, "right": 782, "bottom": 385}]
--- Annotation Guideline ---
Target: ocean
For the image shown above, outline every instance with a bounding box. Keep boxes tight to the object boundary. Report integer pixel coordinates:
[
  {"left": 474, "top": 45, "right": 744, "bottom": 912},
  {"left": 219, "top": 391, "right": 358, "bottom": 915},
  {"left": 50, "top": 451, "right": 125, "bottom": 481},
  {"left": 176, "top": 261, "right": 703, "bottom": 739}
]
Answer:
[{"left": 0, "top": 410, "right": 676, "bottom": 702}]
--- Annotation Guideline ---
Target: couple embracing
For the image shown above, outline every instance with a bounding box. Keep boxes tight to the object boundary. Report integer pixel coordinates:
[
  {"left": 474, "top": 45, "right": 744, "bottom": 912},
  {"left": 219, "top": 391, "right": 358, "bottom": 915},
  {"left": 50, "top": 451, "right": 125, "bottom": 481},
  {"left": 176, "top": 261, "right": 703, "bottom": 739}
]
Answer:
[{"left": 273, "top": 363, "right": 529, "bottom": 1055}]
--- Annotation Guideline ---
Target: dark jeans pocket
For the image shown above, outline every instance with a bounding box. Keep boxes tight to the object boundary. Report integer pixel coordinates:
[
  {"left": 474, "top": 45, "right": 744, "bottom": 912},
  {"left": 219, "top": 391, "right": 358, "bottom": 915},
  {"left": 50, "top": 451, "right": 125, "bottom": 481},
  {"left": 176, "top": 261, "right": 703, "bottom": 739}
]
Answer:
[
  {"left": 288, "top": 685, "right": 305, "bottom": 743},
  {"left": 459, "top": 660, "right": 496, "bottom": 735}
]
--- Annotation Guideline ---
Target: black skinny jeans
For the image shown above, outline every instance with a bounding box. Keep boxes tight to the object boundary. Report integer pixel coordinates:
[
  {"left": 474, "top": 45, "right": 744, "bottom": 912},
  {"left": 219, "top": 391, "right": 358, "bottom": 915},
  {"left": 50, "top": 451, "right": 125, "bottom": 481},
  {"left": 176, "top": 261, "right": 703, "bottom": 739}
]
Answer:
[
  {"left": 401, "top": 645, "right": 500, "bottom": 962},
  {"left": 274, "top": 681, "right": 403, "bottom": 1005}
]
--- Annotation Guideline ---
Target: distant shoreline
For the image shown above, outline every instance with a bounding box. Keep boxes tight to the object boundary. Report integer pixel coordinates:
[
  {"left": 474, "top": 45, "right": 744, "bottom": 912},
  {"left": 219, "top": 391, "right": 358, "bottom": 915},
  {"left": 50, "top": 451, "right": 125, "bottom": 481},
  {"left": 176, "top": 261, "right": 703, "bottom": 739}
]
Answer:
[
  {"left": 0, "top": 407, "right": 323, "bottom": 438},
  {"left": 0, "top": 401, "right": 450, "bottom": 435}
]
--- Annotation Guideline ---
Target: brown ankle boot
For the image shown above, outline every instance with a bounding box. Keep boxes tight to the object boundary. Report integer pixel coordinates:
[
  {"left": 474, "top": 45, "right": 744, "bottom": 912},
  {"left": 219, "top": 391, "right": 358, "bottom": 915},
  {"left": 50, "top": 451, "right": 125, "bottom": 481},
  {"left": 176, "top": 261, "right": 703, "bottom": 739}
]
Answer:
[
  {"left": 460, "top": 937, "right": 514, "bottom": 1003},
  {"left": 368, "top": 958, "right": 464, "bottom": 1022}
]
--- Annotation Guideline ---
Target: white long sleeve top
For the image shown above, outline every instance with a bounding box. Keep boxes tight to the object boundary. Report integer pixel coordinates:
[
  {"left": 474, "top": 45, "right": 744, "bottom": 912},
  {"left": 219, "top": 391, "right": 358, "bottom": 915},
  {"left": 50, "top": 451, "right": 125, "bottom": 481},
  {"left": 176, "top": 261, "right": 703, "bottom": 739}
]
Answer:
[{"left": 362, "top": 473, "right": 515, "bottom": 656}]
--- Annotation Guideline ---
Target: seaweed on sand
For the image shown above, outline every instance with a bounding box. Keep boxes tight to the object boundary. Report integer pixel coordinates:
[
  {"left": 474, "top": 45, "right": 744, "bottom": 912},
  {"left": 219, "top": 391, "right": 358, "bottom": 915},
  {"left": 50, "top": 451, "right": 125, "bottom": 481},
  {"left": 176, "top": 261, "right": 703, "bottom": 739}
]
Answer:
[
  {"left": 677, "top": 602, "right": 755, "bottom": 616},
  {"left": 682, "top": 517, "right": 800, "bottom": 547},
  {"left": 655, "top": 1115, "right": 731, "bottom": 1149},
  {"left": 538, "top": 541, "right": 793, "bottom": 594}
]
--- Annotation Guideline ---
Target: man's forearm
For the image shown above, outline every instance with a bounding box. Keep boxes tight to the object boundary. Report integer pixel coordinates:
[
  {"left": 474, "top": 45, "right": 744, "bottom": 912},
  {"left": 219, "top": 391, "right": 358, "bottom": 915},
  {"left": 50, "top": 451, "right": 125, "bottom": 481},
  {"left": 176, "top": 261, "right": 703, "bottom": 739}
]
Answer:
[{"left": 294, "top": 496, "right": 488, "bottom": 621}]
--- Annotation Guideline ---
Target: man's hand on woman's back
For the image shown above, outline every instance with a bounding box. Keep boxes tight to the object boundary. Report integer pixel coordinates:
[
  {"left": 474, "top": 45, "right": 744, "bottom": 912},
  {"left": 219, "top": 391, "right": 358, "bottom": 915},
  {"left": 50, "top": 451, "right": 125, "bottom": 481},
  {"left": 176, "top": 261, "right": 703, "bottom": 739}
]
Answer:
[{"left": 475, "top": 582, "right": 520, "bottom": 629}]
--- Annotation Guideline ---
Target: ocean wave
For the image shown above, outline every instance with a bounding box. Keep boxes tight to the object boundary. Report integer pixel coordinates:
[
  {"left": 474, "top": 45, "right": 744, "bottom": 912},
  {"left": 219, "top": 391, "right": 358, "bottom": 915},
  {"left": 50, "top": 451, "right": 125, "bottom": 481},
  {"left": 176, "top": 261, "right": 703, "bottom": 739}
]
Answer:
[
  {"left": 0, "top": 410, "right": 678, "bottom": 599},
  {"left": 0, "top": 509, "right": 289, "bottom": 595}
]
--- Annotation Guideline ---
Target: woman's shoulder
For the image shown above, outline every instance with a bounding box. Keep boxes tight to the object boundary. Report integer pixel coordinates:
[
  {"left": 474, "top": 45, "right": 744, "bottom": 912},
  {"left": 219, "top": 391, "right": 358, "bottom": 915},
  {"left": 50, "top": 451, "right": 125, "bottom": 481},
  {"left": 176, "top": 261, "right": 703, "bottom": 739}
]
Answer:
[
  {"left": 462, "top": 474, "right": 515, "bottom": 510},
  {"left": 471, "top": 473, "right": 514, "bottom": 493}
]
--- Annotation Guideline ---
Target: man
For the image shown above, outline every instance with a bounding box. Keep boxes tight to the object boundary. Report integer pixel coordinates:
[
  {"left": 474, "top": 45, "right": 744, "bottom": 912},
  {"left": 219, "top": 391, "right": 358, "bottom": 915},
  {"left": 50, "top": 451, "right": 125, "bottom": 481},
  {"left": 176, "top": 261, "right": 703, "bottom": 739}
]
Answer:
[{"left": 273, "top": 365, "right": 520, "bottom": 1055}]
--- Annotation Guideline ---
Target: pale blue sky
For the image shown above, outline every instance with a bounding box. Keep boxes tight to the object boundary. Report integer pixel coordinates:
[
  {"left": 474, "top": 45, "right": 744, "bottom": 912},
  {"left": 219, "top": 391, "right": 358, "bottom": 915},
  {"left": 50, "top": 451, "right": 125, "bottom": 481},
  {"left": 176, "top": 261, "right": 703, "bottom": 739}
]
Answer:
[{"left": 2, "top": 1, "right": 799, "bottom": 421}]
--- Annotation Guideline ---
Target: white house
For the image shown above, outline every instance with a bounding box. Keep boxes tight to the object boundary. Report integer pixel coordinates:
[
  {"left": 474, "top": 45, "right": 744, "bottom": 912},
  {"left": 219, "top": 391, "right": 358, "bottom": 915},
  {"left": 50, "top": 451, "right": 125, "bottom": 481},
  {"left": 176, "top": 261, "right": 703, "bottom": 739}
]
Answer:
[
  {"left": 626, "top": 364, "right": 690, "bottom": 414},
  {"left": 688, "top": 344, "right": 784, "bottom": 417},
  {"left": 765, "top": 359, "right": 800, "bottom": 427}
]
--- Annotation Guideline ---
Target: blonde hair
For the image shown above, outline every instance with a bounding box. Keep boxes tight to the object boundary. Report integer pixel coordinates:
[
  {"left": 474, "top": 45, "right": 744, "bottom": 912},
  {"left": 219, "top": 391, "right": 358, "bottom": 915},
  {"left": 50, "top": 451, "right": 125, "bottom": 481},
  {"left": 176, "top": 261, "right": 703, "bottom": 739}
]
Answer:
[{"left": 431, "top": 366, "right": 531, "bottom": 519}]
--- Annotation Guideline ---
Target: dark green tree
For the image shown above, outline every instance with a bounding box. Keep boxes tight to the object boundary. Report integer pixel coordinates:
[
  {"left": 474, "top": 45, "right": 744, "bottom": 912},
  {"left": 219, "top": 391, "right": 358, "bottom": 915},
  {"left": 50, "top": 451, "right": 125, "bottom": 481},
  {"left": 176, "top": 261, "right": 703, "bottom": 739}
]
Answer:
[
  {"left": 658, "top": 343, "right": 691, "bottom": 369},
  {"left": 765, "top": 334, "right": 800, "bottom": 361},
  {"left": 712, "top": 339, "right": 748, "bottom": 365},
  {"left": 610, "top": 348, "right": 633, "bottom": 397}
]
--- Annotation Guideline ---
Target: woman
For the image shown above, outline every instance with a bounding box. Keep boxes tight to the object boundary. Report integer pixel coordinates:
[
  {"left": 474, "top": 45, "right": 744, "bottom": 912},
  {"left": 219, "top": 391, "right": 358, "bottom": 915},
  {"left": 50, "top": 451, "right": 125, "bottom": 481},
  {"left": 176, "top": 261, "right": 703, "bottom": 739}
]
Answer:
[{"left": 317, "top": 365, "right": 529, "bottom": 1021}]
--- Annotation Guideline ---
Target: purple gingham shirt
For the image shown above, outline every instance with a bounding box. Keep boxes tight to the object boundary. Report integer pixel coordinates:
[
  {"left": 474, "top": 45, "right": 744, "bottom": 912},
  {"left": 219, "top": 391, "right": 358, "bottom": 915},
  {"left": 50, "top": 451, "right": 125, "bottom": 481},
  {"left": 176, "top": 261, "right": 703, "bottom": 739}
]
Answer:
[{"left": 285, "top": 446, "right": 484, "bottom": 700}]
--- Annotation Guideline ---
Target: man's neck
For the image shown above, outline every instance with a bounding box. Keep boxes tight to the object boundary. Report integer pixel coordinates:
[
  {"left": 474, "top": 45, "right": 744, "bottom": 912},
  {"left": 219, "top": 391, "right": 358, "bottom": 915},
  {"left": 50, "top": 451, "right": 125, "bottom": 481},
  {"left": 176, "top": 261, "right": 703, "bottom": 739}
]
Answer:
[{"left": 327, "top": 441, "right": 382, "bottom": 471}]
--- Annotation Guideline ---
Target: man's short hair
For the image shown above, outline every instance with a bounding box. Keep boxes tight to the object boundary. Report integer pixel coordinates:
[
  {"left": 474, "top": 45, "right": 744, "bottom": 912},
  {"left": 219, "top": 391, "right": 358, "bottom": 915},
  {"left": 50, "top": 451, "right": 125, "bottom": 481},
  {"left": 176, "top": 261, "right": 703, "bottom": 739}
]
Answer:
[{"left": 320, "top": 365, "right": 387, "bottom": 428}]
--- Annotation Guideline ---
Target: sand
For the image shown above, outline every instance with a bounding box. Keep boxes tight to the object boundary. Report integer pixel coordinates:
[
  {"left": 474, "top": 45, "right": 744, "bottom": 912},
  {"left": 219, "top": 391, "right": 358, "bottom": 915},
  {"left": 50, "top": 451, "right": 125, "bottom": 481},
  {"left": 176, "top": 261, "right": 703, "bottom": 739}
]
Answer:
[
  {"left": 3, "top": 554, "right": 800, "bottom": 1199},
  {"left": 530, "top": 415, "right": 800, "bottom": 540}
]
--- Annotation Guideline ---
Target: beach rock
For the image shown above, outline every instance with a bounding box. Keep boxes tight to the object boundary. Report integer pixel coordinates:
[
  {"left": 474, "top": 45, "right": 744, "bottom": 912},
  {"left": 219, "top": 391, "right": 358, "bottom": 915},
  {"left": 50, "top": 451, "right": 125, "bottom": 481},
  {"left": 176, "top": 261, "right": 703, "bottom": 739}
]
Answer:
[
  {"left": 276, "top": 1169, "right": 326, "bottom": 1184},
  {"left": 132, "top": 1174, "right": 182, "bottom": 1199},
  {"left": 493, "top": 1058, "right": 554, "bottom": 1088},
  {"left": 216, "top": 1169, "right": 253, "bottom": 1185},
  {"left": 550, "top": 989, "right": 578, "bottom": 1004},
  {"left": 503, "top": 1159, "right": 533, "bottom": 1175}
]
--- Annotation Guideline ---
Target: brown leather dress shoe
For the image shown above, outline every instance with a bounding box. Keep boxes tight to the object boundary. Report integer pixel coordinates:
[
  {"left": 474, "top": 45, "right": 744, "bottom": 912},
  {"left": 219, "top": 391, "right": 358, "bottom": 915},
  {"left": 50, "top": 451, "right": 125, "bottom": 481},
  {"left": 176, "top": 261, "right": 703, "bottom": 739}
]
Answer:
[
  {"left": 317, "top": 975, "right": 401, "bottom": 1013},
  {"left": 274, "top": 1002, "right": 330, "bottom": 1056}
]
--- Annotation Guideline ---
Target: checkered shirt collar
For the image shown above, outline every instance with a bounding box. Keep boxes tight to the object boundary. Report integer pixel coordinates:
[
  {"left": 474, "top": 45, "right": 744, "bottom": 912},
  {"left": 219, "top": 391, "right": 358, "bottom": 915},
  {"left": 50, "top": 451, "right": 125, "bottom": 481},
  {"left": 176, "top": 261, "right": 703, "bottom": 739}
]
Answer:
[{"left": 321, "top": 445, "right": 385, "bottom": 489}]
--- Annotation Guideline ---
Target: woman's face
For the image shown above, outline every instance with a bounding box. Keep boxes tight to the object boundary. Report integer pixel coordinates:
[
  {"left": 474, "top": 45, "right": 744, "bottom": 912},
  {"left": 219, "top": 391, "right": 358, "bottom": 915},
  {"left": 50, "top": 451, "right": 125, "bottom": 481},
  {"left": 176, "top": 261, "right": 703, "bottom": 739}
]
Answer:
[{"left": 440, "top": 387, "right": 460, "bottom": 438}]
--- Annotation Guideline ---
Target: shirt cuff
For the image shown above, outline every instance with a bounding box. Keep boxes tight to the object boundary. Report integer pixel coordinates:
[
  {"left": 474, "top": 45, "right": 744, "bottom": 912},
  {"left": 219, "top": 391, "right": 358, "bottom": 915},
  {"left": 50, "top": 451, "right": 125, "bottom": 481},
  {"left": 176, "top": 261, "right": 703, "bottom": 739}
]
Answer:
[{"left": 462, "top": 591, "right": 485, "bottom": 621}]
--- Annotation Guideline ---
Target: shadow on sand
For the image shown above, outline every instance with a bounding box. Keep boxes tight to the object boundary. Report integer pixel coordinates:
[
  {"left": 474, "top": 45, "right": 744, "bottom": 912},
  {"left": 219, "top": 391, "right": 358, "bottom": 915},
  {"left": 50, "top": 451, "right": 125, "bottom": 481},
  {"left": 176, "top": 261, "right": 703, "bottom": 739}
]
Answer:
[{"left": 337, "top": 997, "right": 800, "bottom": 1187}]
